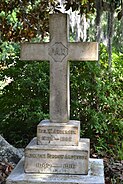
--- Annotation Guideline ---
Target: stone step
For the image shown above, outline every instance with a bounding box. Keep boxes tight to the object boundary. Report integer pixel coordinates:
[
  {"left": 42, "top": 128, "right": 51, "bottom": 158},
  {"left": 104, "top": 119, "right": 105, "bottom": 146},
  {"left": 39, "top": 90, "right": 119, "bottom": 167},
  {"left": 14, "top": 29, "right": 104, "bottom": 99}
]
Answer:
[
  {"left": 24, "top": 137, "right": 90, "bottom": 175},
  {"left": 37, "top": 120, "right": 80, "bottom": 146},
  {"left": 6, "top": 157, "right": 105, "bottom": 184}
]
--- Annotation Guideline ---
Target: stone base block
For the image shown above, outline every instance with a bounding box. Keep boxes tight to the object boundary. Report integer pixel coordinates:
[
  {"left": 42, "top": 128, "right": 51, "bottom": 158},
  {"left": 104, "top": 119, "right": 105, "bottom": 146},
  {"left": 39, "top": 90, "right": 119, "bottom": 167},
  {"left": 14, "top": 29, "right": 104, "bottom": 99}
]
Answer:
[
  {"left": 6, "top": 157, "right": 104, "bottom": 184},
  {"left": 37, "top": 120, "right": 80, "bottom": 146},
  {"left": 24, "top": 137, "right": 89, "bottom": 175}
]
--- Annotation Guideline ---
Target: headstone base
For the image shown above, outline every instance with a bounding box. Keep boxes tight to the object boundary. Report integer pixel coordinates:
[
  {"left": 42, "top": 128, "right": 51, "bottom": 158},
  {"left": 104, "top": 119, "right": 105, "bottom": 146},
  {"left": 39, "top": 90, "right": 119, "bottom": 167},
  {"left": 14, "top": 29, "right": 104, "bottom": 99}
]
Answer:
[
  {"left": 6, "top": 157, "right": 104, "bottom": 184},
  {"left": 24, "top": 138, "right": 89, "bottom": 174}
]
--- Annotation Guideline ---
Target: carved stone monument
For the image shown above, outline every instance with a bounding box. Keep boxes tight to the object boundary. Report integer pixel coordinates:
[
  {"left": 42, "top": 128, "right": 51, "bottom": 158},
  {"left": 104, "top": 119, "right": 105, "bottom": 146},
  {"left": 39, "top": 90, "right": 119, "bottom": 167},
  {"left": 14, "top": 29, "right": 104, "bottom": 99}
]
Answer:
[{"left": 6, "top": 13, "right": 104, "bottom": 184}]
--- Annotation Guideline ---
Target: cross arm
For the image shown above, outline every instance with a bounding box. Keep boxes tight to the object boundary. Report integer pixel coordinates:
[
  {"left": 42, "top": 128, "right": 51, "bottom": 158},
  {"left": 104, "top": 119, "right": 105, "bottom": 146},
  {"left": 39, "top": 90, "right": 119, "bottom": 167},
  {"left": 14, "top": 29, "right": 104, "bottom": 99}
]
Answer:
[
  {"left": 20, "top": 43, "right": 50, "bottom": 61},
  {"left": 68, "top": 42, "right": 98, "bottom": 61}
]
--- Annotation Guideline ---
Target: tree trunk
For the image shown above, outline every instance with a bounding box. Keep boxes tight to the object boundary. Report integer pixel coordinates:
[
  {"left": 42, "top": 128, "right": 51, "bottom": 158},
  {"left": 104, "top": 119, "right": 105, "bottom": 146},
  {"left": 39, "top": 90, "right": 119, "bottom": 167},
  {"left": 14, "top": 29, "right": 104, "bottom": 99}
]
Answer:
[
  {"left": 95, "top": 0, "right": 102, "bottom": 42},
  {"left": 95, "top": 0, "right": 103, "bottom": 65},
  {"left": 107, "top": 7, "right": 114, "bottom": 69}
]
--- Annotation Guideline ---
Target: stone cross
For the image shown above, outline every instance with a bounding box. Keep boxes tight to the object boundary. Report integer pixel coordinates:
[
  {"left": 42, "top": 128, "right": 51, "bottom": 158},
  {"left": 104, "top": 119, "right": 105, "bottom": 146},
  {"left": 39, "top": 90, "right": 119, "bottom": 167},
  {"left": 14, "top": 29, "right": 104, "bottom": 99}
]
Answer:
[{"left": 21, "top": 13, "right": 98, "bottom": 124}]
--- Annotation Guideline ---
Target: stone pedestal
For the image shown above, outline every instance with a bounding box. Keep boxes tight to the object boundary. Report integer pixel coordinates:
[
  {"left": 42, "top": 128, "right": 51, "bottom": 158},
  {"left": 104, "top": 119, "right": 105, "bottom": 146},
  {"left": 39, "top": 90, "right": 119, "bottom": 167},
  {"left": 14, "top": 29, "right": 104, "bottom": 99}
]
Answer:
[
  {"left": 24, "top": 137, "right": 89, "bottom": 174},
  {"left": 6, "top": 119, "right": 104, "bottom": 183},
  {"left": 24, "top": 120, "right": 90, "bottom": 175}
]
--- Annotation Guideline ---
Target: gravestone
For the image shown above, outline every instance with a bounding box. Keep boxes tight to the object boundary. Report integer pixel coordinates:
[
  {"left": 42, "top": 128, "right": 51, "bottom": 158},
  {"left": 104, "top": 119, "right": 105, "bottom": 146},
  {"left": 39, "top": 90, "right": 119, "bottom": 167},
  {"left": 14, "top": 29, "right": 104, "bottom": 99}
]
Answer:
[{"left": 6, "top": 13, "right": 104, "bottom": 184}]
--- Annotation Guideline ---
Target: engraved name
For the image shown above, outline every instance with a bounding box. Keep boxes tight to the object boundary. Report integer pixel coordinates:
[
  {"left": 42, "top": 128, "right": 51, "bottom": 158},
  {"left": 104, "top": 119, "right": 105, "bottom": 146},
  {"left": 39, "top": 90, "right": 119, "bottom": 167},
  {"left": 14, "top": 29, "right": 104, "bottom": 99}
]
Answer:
[
  {"left": 38, "top": 128, "right": 76, "bottom": 134},
  {"left": 26, "top": 153, "right": 87, "bottom": 160}
]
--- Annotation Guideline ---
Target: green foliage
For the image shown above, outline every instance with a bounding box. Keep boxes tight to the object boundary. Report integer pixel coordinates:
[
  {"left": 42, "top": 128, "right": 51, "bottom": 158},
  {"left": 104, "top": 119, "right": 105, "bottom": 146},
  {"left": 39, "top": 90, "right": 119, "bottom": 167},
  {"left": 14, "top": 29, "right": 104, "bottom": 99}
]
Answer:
[
  {"left": 0, "top": 0, "right": 55, "bottom": 41},
  {"left": 70, "top": 44, "right": 123, "bottom": 159},
  {"left": 0, "top": 42, "right": 49, "bottom": 146}
]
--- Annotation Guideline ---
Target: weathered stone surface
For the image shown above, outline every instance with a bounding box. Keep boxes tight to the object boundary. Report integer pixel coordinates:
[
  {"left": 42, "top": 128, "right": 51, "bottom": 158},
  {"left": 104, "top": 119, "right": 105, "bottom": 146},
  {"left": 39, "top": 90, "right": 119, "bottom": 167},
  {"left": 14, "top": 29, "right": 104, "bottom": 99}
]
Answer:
[
  {"left": 0, "top": 135, "right": 24, "bottom": 164},
  {"left": 68, "top": 42, "right": 98, "bottom": 61},
  {"left": 24, "top": 138, "right": 89, "bottom": 175},
  {"left": 37, "top": 120, "right": 80, "bottom": 146},
  {"left": 80, "top": 138, "right": 90, "bottom": 158},
  {"left": 21, "top": 13, "right": 98, "bottom": 124},
  {"left": 6, "top": 158, "right": 104, "bottom": 184}
]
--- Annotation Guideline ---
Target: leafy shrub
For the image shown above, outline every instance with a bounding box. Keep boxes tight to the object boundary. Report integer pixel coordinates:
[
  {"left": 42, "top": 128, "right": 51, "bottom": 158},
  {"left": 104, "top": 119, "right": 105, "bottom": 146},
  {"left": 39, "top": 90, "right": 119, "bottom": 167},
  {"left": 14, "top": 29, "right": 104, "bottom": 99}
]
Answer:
[
  {"left": 0, "top": 42, "right": 49, "bottom": 146},
  {"left": 70, "top": 44, "right": 123, "bottom": 158}
]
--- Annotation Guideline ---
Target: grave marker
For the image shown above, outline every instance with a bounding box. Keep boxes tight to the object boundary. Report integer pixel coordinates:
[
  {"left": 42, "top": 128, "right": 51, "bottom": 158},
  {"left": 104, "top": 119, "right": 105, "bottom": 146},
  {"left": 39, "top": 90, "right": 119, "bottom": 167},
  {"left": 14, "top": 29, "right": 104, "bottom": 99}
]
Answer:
[{"left": 6, "top": 13, "right": 104, "bottom": 184}]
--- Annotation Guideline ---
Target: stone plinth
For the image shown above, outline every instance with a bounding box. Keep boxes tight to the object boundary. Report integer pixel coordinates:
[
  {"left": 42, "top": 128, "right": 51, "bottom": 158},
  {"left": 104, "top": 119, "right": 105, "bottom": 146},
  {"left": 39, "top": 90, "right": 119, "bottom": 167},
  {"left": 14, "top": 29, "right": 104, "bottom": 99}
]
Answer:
[
  {"left": 6, "top": 157, "right": 104, "bottom": 184},
  {"left": 24, "top": 138, "right": 89, "bottom": 175},
  {"left": 37, "top": 120, "right": 80, "bottom": 146}
]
